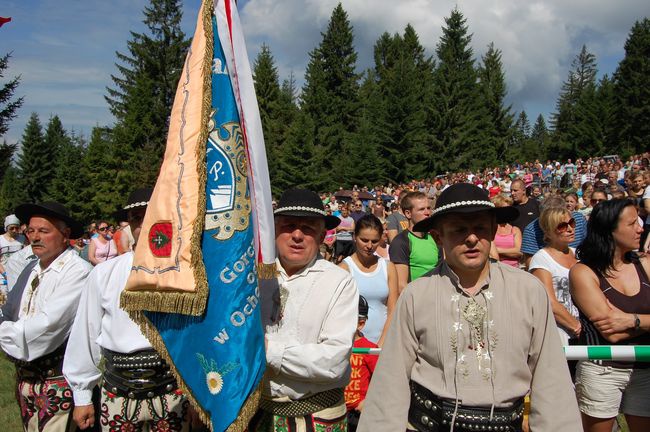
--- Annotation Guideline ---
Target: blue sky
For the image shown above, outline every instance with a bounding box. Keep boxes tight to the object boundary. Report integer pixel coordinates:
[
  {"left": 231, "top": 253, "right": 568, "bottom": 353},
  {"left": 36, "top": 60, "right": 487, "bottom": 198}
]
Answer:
[{"left": 1, "top": 0, "right": 648, "bottom": 147}]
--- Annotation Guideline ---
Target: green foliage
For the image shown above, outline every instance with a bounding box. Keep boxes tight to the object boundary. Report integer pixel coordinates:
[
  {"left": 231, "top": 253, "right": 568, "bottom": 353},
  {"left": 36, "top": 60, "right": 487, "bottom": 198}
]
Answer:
[
  {"left": 0, "top": 140, "right": 17, "bottom": 180},
  {"left": 613, "top": 18, "right": 650, "bottom": 156},
  {"left": 429, "top": 9, "right": 491, "bottom": 173},
  {"left": 368, "top": 26, "right": 434, "bottom": 181},
  {"left": 0, "top": 52, "right": 24, "bottom": 138},
  {"left": 45, "top": 132, "right": 88, "bottom": 221},
  {"left": 299, "top": 3, "right": 360, "bottom": 190},
  {"left": 253, "top": 44, "right": 297, "bottom": 197},
  {"left": 477, "top": 43, "right": 514, "bottom": 163},
  {"left": 15, "top": 113, "right": 49, "bottom": 204},
  {"left": 550, "top": 45, "right": 598, "bottom": 159},
  {"left": 105, "top": 0, "right": 189, "bottom": 187}
]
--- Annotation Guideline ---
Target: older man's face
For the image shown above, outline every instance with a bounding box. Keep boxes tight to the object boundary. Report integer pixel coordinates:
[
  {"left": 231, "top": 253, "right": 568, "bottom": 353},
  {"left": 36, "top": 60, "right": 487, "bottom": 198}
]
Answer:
[
  {"left": 275, "top": 216, "right": 325, "bottom": 276},
  {"left": 27, "top": 216, "right": 70, "bottom": 268}
]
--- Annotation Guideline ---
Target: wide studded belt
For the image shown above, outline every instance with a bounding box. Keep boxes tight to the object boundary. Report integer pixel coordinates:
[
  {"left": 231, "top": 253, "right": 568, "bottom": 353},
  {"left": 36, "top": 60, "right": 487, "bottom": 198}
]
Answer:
[
  {"left": 10, "top": 343, "right": 66, "bottom": 381},
  {"left": 408, "top": 381, "right": 524, "bottom": 432},
  {"left": 259, "top": 388, "right": 344, "bottom": 417},
  {"left": 102, "top": 348, "right": 178, "bottom": 400}
]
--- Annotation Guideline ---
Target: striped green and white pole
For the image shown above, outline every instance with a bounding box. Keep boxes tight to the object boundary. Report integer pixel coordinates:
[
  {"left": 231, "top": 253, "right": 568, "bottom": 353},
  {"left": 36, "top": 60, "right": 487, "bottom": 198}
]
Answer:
[
  {"left": 352, "top": 346, "right": 650, "bottom": 362},
  {"left": 563, "top": 345, "right": 650, "bottom": 362}
]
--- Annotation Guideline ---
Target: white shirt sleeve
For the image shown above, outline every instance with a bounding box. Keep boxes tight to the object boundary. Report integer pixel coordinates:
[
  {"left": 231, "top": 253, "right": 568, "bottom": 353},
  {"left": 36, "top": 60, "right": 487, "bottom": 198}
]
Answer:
[
  {"left": 266, "top": 275, "right": 358, "bottom": 383},
  {"left": 0, "top": 253, "right": 91, "bottom": 361},
  {"left": 63, "top": 266, "right": 104, "bottom": 405}
]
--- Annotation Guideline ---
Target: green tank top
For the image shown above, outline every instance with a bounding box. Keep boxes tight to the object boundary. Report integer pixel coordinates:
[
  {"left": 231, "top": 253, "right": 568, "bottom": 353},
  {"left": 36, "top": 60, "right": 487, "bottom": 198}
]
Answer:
[{"left": 408, "top": 231, "right": 440, "bottom": 281}]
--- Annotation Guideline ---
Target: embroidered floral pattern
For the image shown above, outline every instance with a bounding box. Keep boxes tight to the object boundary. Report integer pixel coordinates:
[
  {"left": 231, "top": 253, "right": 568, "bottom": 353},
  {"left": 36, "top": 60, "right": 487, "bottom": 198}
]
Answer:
[{"left": 17, "top": 377, "right": 73, "bottom": 432}]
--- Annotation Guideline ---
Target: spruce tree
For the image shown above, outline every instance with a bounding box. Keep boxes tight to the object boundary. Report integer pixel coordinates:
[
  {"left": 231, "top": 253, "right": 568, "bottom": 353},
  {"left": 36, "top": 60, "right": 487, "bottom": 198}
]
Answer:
[
  {"left": 0, "top": 166, "right": 19, "bottom": 217},
  {"left": 509, "top": 111, "right": 531, "bottom": 162},
  {"left": 80, "top": 127, "right": 122, "bottom": 221},
  {"left": 429, "top": 9, "right": 490, "bottom": 172},
  {"left": 0, "top": 52, "right": 24, "bottom": 137},
  {"left": 46, "top": 132, "right": 88, "bottom": 220},
  {"left": 550, "top": 45, "right": 598, "bottom": 158},
  {"left": 370, "top": 26, "right": 434, "bottom": 181},
  {"left": 477, "top": 43, "right": 514, "bottom": 163},
  {"left": 300, "top": 3, "right": 360, "bottom": 190},
  {"left": 106, "top": 0, "right": 189, "bottom": 186},
  {"left": 41, "top": 116, "right": 68, "bottom": 197},
  {"left": 0, "top": 140, "right": 17, "bottom": 180},
  {"left": 530, "top": 114, "right": 550, "bottom": 160},
  {"left": 252, "top": 44, "right": 295, "bottom": 197},
  {"left": 613, "top": 18, "right": 650, "bottom": 155},
  {"left": 15, "top": 113, "right": 48, "bottom": 203}
]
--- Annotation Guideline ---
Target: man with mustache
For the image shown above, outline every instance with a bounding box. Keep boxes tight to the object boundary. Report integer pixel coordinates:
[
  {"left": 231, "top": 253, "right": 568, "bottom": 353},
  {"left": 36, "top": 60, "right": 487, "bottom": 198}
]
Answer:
[
  {"left": 63, "top": 188, "right": 190, "bottom": 431},
  {"left": 0, "top": 202, "right": 92, "bottom": 432},
  {"left": 249, "top": 188, "right": 358, "bottom": 432}
]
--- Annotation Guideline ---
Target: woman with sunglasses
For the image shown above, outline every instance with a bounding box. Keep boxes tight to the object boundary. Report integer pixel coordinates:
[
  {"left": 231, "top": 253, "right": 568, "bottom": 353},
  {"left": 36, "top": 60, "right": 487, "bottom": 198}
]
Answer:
[
  {"left": 88, "top": 220, "right": 117, "bottom": 265},
  {"left": 529, "top": 207, "right": 581, "bottom": 347},
  {"left": 570, "top": 199, "right": 650, "bottom": 432}
]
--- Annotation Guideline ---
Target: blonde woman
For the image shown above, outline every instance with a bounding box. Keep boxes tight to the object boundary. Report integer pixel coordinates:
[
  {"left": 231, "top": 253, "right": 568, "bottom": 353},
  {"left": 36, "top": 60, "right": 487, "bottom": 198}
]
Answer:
[{"left": 529, "top": 207, "right": 580, "bottom": 345}]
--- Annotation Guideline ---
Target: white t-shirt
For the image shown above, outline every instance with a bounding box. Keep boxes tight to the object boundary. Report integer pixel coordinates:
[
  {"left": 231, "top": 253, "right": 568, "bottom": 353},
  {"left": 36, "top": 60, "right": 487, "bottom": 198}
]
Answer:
[
  {"left": 0, "top": 235, "right": 23, "bottom": 266},
  {"left": 643, "top": 185, "right": 650, "bottom": 224},
  {"left": 529, "top": 248, "right": 578, "bottom": 345}
]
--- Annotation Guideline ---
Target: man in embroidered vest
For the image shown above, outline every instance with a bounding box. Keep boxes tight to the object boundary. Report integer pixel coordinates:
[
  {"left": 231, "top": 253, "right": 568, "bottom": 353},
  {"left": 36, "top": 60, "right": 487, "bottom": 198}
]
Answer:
[
  {"left": 358, "top": 183, "right": 581, "bottom": 432},
  {"left": 63, "top": 188, "right": 190, "bottom": 431},
  {"left": 0, "top": 202, "right": 92, "bottom": 432},
  {"left": 249, "top": 188, "right": 359, "bottom": 432}
]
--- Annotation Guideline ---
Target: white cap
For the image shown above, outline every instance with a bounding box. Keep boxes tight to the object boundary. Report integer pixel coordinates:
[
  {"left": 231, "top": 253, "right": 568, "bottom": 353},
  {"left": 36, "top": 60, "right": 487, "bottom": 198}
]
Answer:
[{"left": 4, "top": 214, "right": 20, "bottom": 230}]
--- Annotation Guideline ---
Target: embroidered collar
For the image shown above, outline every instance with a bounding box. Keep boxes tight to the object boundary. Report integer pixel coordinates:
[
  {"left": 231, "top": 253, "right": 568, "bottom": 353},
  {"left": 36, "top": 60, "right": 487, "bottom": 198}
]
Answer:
[
  {"left": 35, "top": 247, "right": 76, "bottom": 275},
  {"left": 276, "top": 255, "right": 326, "bottom": 280}
]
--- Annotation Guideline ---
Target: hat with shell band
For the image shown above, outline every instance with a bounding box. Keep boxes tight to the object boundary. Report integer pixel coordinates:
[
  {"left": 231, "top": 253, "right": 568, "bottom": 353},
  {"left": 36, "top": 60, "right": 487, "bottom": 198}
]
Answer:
[
  {"left": 274, "top": 188, "right": 341, "bottom": 230},
  {"left": 114, "top": 188, "right": 153, "bottom": 221},
  {"left": 412, "top": 183, "right": 519, "bottom": 232}
]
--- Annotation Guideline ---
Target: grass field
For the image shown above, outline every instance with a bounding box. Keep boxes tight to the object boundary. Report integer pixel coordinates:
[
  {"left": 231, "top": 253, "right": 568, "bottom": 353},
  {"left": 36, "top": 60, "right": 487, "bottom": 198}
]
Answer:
[{"left": 0, "top": 355, "right": 22, "bottom": 432}]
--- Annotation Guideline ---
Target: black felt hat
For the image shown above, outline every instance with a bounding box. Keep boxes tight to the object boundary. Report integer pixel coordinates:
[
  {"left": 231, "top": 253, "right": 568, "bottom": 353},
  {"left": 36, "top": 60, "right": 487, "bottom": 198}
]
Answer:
[
  {"left": 274, "top": 188, "right": 341, "bottom": 230},
  {"left": 413, "top": 183, "right": 519, "bottom": 232},
  {"left": 15, "top": 202, "right": 84, "bottom": 238},
  {"left": 114, "top": 188, "right": 153, "bottom": 221}
]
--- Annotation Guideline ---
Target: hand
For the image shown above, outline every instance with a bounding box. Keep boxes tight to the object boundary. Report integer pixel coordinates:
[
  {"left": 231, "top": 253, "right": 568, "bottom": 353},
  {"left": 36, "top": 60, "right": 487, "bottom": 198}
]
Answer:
[
  {"left": 73, "top": 405, "right": 95, "bottom": 430},
  {"left": 591, "top": 300, "right": 634, "bottom": 335},
  {"left": 572, "top": 322, "right": 582, "bottom": 338},
  {"left": 356, "top": 400, "right": 364, "bottom": 412}
]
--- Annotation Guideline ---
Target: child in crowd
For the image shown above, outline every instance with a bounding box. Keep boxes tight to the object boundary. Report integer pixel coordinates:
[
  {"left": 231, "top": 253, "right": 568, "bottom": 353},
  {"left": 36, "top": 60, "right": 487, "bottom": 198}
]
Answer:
[{"left": 344, "top": 296, "right": 378, "bottom": 431}]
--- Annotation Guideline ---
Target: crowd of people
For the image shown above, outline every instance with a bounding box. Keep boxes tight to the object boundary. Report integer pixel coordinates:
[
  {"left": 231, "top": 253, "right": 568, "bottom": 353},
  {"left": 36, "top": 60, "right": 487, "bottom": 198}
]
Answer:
[{"left": 0, "top": 151, "right": 649, "bottom": 432}]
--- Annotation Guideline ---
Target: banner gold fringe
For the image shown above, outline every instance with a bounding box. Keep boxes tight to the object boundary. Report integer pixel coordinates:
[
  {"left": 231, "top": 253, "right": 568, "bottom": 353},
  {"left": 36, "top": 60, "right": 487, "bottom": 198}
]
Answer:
[
  {"left": 125, "top": 1, "right": 265, "bottom": 429},
  {"left": 257, "top": 262, "right": 277, "bottom": 280},
  {"left": 187, "top": 0, "right": 213, "bottom": 318}
]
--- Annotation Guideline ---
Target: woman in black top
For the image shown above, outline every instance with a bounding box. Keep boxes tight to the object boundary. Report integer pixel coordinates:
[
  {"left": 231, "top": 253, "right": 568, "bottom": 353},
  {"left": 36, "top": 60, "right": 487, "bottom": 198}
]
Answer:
[{"left": 570, "top": 199, "right": 650, "bottom": 432}]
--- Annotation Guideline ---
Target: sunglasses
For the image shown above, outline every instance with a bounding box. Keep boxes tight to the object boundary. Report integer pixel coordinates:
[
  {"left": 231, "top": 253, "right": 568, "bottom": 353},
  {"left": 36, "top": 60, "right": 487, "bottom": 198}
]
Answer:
[
  {"left": 98, "top": 226, "right": 109, "bottom": 232},
  {"left": 556, "top": 218, "right": 576, "bottom": 233}
]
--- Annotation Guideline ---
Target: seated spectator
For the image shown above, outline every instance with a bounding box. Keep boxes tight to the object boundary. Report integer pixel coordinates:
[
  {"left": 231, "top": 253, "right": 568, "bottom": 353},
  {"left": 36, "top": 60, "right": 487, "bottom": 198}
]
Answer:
[
  {"left": 88, "top": 220, "right": 117, "bottom": 265},
  {"left": 530, "top": 207, "right": 580, "bottom": 347},
  {"left": 521, "top": 195, "right": 587, "bottom": 269},
  {"left": 334, "top": 204, "right": 355, "bottom": 264},
  {"left": 490, "top": 194, "right": 522, "bottom": 267},
  {"left": 570, "top": 199, "right": 650, "bottom": 432}
]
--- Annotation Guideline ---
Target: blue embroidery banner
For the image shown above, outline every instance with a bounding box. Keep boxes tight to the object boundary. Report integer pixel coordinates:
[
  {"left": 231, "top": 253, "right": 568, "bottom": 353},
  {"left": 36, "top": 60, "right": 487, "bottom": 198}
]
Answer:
[{"left": 143, "top": 13, "right": 265, "bottom": 432}]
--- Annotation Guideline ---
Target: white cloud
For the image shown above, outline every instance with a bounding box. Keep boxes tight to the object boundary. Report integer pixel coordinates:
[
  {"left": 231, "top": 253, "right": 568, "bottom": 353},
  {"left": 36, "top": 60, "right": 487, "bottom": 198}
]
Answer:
[
  {"left": 239, "top": 0, "right": 647, "bottom": 118},
  {"left": 3, "top": 0, "right": 647, "bottom": 145}
]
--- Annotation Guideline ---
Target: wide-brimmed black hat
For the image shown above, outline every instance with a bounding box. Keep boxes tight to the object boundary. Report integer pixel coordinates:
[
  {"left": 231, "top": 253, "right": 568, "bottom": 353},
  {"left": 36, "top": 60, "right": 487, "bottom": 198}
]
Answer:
[
  {"left": 274, "top": 188, "right": 341, "bottom": 230},
  {"left": 114, "top": 188, "right": 153, "bottom": 221},
  {"left": 413, "top": 183, "right": 519, "bottom": 232},
  {"left": 15, "top": 201, "right": 84, "bottom": 238},
  {"left": 358, "top": 295, "right": 369, "bottom": 319}
]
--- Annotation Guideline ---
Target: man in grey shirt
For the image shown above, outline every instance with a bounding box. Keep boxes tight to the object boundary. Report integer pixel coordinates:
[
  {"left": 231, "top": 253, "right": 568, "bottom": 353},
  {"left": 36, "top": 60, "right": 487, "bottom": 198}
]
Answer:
[{"left": 358, "top": 184, "right": 581, "bottom": 432}]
